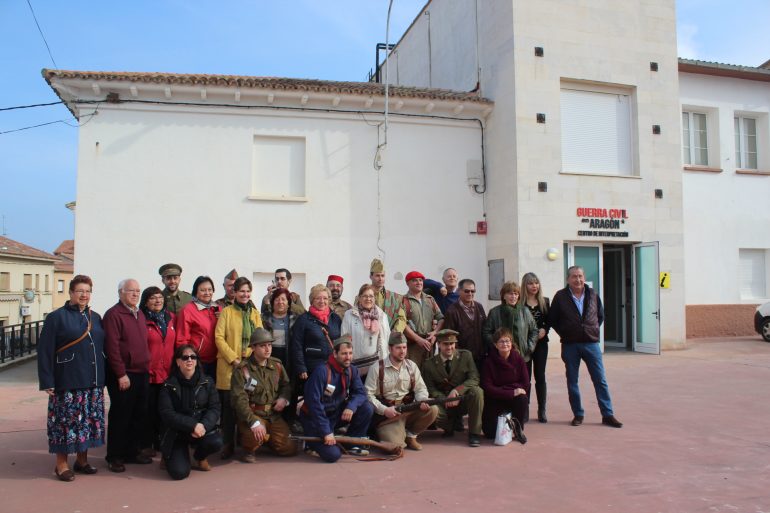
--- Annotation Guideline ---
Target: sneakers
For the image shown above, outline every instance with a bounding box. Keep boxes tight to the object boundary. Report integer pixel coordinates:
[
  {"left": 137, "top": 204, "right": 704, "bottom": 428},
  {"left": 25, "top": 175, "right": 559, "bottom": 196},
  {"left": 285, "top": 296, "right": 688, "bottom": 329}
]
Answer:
[
  {"left": 511, "top": 417, "right": 527, "bottom": 445},
  {"left": 571, "top": 415, "right": 584, "bottom": 426},
  {"left": 347, "top": 446, "right": 370, "bottom": 457}
]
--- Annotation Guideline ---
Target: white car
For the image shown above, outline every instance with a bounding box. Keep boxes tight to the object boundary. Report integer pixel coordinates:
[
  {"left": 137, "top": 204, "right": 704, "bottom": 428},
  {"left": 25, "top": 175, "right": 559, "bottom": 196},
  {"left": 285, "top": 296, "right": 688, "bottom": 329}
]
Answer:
[{"left": 755, "top": 302, "right": 770, "bottom": 342}]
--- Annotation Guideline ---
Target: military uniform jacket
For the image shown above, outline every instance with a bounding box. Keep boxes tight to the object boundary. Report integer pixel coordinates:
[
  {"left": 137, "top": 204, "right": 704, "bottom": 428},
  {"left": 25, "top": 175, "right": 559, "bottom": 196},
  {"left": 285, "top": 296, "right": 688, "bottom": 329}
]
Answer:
[
  {"left": 163, "top": 289, "right": 193, "bottom": 315},
  {"left": 421, "top": 349, "right": 480, "bottom": 399},
  {"left": 330, "top": 299, "right": 353, "bottom": 320},
  {"left": 231, "top": 355, "right": 291, "bottom": 426}
]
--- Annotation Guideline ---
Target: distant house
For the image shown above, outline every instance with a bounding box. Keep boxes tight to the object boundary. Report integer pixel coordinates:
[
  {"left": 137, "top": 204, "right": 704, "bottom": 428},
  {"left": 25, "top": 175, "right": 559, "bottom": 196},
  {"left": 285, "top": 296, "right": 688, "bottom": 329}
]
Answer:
[
  {"left": 0, "top": 236, "right": 55, "bottom": 326},
  {"left": 52, "top": 240, "right": 75, "bottom": 309}
]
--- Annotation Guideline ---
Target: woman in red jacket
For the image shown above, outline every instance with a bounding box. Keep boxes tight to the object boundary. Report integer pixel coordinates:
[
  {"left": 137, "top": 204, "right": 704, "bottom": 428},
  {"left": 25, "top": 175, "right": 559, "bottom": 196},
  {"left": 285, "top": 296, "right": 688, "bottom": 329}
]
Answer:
[
  {"left": 140, "top": 286, "right": 176, "bottom": 456},
  {"left": 175, "top": 276, "right": 220, "bottom": 379},
  {"left": 481, "top": 327, "right": 529, "bottom": 443}
]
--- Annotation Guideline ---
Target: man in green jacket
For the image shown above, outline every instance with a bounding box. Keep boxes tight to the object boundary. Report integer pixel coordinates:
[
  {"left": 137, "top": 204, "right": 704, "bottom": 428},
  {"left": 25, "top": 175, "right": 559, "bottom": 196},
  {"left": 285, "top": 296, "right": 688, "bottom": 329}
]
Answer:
[{"left": 421, "top": 329, "right": 484, "bottom": 447}]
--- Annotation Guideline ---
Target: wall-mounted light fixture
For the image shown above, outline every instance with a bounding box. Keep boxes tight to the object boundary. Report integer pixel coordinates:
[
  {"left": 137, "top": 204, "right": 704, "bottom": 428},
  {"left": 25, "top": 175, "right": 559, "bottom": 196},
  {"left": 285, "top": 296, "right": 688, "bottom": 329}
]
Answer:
[
  {"left": 652, "top": 125, "right": 661, "bottom": 134},
  {"left": 546, "top": 248, "right": 559, "bottom": 261},
  {"left": 535, "top": 47, "right": 544, "bottom": 57},
  {"left": 655, "top": 189, "right": 663, "bottom": 199},
  {"left": 536, "top": 113, "right": 546, "bottom": 123},
  {"left": 650, "top": 62, "right": 659, "bottom": 72},
  {"left": 538, "top": 182, "right": 548, "bottom": 192}
]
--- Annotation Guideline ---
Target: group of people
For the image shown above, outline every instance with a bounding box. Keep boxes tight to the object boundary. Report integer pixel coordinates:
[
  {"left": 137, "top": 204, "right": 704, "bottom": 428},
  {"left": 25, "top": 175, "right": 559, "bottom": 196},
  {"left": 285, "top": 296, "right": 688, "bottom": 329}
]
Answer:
[{"left": 37, "top": 259, "right": 622, "bottom": 481}]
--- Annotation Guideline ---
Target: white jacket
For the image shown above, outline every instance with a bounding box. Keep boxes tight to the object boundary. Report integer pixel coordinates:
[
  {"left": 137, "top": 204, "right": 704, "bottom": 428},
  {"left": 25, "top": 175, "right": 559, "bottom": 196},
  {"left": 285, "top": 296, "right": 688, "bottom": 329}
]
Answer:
[{"left": 341, "top": 306, "right": 390, "bottom": 372}]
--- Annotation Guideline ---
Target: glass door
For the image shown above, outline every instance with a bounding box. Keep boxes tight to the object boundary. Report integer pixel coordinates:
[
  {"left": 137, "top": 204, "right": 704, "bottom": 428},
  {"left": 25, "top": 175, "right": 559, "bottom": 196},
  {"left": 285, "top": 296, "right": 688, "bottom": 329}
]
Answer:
[
  {"left": 603, "top": 248, "right": 626, "bottom": 348},
  {"left": 632, "top": 242, "right": 660, "bottom": 354}
]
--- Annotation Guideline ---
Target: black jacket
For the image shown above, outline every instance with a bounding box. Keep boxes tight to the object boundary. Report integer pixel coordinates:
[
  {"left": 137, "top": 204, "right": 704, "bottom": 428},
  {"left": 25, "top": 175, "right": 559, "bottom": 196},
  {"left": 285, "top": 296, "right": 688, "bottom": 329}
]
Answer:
[
  {"left": 158, "top": 368, "right": 220, "bottom": 458},
  {"left": 549, "top": 286, "right": 604, "bottom": 343}
]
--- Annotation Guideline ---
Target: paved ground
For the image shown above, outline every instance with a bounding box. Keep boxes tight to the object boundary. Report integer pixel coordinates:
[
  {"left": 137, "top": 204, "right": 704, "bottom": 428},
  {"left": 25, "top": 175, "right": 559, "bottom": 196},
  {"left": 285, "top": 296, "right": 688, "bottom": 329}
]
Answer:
[{"left": 1, "top": 337, "right": 769, "bottom": 513}]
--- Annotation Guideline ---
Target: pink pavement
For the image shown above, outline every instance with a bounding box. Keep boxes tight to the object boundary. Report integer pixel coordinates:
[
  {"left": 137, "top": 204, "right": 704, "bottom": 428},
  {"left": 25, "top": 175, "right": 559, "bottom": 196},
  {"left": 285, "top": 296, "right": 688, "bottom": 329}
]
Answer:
[{"left": 1, "top": 336, "right": 769, "bottom": 513}]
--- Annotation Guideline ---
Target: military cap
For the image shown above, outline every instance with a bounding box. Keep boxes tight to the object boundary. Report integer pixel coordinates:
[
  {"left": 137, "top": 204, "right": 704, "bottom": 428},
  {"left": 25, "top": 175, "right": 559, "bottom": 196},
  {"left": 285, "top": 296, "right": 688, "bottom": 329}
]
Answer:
[
  {"left": 388, "top": 331, "right": 407, "bottom": 346},
  {"left": 436, "top": 329, "right": 459, "bottom": 344},
  {"left": 333, "top": 334, "right": 353, "bottom": 349},
  {"left": 224, "top": 269, "right": 238, "bottom": 281},
  {"left": 159, "top": 263, "right": 182, "bottom": 277},
  {"left": 370, "top": 258, "right": 384, "bottom": 273},
  {"left": 249, "top": 328, "right": 275, "bottom": 346},
  {"left": 327, "top": 274, "right": 344, "bottom": 284}
]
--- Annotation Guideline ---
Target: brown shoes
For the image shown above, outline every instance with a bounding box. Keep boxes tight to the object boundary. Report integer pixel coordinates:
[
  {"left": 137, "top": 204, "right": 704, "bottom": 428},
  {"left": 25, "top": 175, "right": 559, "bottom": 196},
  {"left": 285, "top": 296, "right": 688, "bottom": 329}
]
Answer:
[
  {"left": 404, "top": 437, "right": 422, "bottom": 451},
  {"left": 73, "top": 461, "right": 98, "bottom": 474},
  {"left": 191, "top": 458, "right": 211, "bottom": 471},
  {"left": 571, "top": 415, "right": 584, "bottom": 426},
  {"left": 241, "top": 452, "right": 257, "bottom": 464},
  {"left": 107, "top": 460, "right": 126, "bottom": 473},
  {"left": 602, "top": 415, "right": 623, "bottom": 428}
]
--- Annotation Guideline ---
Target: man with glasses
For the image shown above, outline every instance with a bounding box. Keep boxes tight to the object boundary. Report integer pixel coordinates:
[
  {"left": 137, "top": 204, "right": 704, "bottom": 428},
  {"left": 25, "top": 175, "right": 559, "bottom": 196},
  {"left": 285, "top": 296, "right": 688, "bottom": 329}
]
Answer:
[
  {"left": 443, "top": 279, "right": 487, "bottom": 373},
  {"left": 326, "top": 275, "right": 352, "bottom": 320},
  {"left": 103, "top": 279, "right": 151, "bottom": 472},
  {"left": 261, "top": 268, "right": 305, "bottom": 318}
]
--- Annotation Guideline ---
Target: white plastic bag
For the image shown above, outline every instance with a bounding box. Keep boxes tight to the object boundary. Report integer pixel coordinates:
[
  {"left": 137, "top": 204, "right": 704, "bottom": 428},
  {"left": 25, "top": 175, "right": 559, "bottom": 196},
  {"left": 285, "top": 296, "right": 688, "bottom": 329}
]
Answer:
[{"left": 494, "top": 412, "right": 513, "bottom": 446}]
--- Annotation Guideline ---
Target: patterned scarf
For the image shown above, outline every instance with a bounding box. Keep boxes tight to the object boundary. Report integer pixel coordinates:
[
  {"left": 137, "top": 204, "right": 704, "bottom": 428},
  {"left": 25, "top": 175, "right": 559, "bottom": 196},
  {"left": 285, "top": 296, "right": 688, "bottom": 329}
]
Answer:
[
  {"left": 192, "top": 296, "right": 216, "bottom": 310},
  {"left": 142, "top": 307, "right": 168, "bottom": 338},
  {"left": 358, "top": 306, "right": 380, "bottom": 334},
  {"left": 234, "top": 300, "right": 257, "bottom": 353}
]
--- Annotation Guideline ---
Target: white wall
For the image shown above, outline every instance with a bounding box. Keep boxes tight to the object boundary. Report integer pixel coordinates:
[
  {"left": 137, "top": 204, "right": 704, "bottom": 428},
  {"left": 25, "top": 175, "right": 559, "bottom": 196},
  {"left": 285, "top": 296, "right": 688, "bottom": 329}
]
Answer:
[
  {"left": 74, "top": 104, "right": 488, "bottom": 314},
  {"left": 680, "top": 72, "right": 770, "bottom": 304}
]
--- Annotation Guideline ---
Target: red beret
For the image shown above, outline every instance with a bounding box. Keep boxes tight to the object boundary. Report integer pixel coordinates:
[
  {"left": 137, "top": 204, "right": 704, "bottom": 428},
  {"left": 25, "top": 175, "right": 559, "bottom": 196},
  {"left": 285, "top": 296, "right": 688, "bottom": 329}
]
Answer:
[
  {"left": 327, "top": 274, "right": 344, "bottom": 284},
  {"left": 405, "top": 271, "right": 425, "bottom": 283}
]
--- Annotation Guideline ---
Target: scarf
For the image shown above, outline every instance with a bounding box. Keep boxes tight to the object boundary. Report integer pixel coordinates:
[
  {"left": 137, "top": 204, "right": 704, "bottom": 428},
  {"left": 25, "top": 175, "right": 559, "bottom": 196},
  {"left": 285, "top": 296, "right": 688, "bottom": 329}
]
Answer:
[
  {"left": 174, "top": 367, "right": 201, "bottom": 417},
  {"left": 192, "top": 296, "right": 216, "bottom": 310},
  {"left": 358, "top": 306, "right": 380, "bottom": 334},
  {"left": 327, "top": 354, "right": 349, "bottom": 399},
  {"left": 234, "top": 300, "right": 257, "bottom": 352},
  {"left": 500, "top": 303, "right": 524, "bottom": 356},
  {"left": 143, "top": 308, "right": 168, "bottom": 338},
  {"left": 309, "top": 305, "right": 330, "bottom": 325}
]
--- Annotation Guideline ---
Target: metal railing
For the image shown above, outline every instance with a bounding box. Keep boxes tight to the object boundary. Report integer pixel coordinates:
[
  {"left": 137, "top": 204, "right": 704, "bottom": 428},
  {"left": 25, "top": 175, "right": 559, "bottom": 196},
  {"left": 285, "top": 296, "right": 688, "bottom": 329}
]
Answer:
[{"left": 1, "top": 320, "right": 43, "bottom": 364}]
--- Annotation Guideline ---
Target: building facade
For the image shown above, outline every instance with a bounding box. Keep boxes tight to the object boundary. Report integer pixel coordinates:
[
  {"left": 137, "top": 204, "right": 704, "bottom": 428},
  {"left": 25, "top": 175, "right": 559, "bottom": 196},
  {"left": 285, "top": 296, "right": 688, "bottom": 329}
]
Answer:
[
  {"left": 52, "top": 240, "right": 75, "bottom": 309},
  {"left": 0, "top": 236, "right": 55, "bottom": 326}
]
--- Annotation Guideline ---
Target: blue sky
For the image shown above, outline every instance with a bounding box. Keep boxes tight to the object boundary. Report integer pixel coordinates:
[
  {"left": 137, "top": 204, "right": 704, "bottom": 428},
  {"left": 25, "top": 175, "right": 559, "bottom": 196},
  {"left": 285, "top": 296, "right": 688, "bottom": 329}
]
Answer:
[{"left": 1, "top": 0, "right": 768, "bottom": 253}]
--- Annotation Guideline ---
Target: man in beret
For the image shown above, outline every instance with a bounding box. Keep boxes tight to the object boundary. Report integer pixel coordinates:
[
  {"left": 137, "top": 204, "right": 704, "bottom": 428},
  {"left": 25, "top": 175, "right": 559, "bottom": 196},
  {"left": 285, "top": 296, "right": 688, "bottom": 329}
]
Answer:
[
  {"left": 299, "top": 335, "right": 373, "bottom": 462},
  {"left": 158, "top": 263, "right": 193, "bottom": 314},
  {"left": 231, "top": 329, "right": 297, "bottom": 462},
  {"left": 364, "top": 332, "right": 438, "bottom": 451},
  {"left": 216, "top": 269, "right": 239, "bottom": 308},
  {"left": 326, "top": 275, "right": 352, "bottom": 320},
  {"left": 421, "top": 329, "right": 484, "bottom": 447},
  {"left": 369, "top": 258, "right": 406, "bottom": 332},
  {"left": 402, "top": 271, "right": 444, "bottom": 367}
]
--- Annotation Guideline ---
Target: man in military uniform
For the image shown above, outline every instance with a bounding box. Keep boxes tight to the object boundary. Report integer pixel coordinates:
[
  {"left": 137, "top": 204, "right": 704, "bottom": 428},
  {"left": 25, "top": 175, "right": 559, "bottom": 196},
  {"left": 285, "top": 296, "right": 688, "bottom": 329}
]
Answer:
[
  {"left": 216, "top": 269, "right": 238, "bottom": 308},
  {"left": 402, "top": 271, "right": 444, "bottom": 367},
  {"left": 421, "top": 329, "right": 484, "bottom": 447},
  {"left": 299, "top": 335, "right": 373, "bottom": 462},
  {"left": 159, "top": 263, "right": 193, "bottom": 314},
  {"left": 231, "top": 328, "right": 297, "bottom": 462},
  {"left": 364, "top": 332, "right": 438, "bottom": 451},
  {"left": 369, "top": 258, "right": 406, "bottom": 332},
  {"left": 326, "top": 274, "right": 352, "bottom": 320},
  {"left": 261, "top": 268, "right": 306, "bottom": 318}
]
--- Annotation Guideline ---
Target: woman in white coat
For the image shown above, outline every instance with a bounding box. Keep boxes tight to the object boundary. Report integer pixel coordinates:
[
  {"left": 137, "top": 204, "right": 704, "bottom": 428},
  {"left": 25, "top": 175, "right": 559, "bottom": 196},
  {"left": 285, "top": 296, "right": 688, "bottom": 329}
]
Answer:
[{"left": 341, "top": 284, "right": 390, "bottom": 377}]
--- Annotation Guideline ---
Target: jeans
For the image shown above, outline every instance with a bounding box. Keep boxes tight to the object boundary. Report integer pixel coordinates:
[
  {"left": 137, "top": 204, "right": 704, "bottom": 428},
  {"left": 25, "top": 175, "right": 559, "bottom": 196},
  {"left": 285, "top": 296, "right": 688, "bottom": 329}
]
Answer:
[
  {"left": 560, "top": 342, "right": 614, "bottom": 417},
  {"left": 301, "top": 401, "right": 373, "bottom": 463},
  {"left": 165, "top": 432, "right": 223, "bottom": 480}
]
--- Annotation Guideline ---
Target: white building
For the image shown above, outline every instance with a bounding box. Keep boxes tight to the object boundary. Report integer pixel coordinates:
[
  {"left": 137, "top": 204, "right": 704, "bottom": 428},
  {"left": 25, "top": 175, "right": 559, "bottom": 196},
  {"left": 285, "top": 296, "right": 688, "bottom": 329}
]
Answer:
[
  {"left": 0, "top": 236, "right": 55, "bottom": 326},
  {"left": 44, "top": 71, "right": 492, "bottom": 315},
  {"left": 383, "top": 0, "right": 685, "bottom": 351},
  {"left": 678, "top": 59, "right": 770, "bottom": 337}
]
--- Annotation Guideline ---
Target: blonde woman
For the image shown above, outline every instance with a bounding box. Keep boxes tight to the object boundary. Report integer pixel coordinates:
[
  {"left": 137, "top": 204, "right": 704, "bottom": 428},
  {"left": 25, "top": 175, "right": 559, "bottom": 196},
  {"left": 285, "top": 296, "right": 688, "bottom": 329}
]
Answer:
[
  {"left": 290, "top": 284, "right": 342, "bottom": 381},
  {"left": 520, "top": 272, "right": 550, "bottom": 423}
]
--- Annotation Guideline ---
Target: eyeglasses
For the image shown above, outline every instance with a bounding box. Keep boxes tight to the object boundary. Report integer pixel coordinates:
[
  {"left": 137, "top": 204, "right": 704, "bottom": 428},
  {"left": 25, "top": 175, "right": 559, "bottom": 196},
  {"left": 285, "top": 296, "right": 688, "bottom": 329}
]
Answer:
[
  {"left": 360, "top": 294, "right": 375, "bottom": 299},
  {"left": 179, "top": 354, "right": 198, "bottom": 361},
  {"left": 496, "top": 339, "right": 513, "bottom": 345},
  {"left": 463, "top": 289, "right": 476, "bottom": 294},
  {"left": 73, "top": 289, "right": 91, "bottom": 295}
]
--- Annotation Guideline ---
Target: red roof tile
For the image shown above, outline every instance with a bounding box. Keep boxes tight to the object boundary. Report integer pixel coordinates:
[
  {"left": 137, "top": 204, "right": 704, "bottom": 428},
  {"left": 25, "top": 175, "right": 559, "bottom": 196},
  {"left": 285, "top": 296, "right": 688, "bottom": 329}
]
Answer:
[{"left": 0, "top": 236, "right": 57, "bottom": 262}]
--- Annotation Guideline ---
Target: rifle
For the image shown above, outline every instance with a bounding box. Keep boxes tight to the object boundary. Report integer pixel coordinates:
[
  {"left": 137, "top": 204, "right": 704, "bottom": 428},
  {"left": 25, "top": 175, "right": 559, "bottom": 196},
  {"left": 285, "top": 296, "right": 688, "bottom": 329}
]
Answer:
[
  {"left": 291, "top": 435, "right": 403, "bottom": 458},
  {"left": 375, "top": 395, "right": 468, "bottom": 427}
]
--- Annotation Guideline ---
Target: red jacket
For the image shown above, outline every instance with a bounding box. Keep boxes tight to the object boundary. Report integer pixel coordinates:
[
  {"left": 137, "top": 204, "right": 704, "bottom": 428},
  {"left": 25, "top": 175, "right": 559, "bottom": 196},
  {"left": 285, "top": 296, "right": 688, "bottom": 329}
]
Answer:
[
  {"left": 146, "top": 311, "right": 176, "bottom": 384},
  {"left": 175, "top": 302, "right": 220, "bottom": 364}
]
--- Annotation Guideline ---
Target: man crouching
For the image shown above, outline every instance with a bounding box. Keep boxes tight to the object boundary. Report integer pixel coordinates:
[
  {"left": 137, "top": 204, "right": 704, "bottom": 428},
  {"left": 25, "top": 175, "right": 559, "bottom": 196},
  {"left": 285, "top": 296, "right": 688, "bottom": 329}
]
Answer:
[
  {"left": 299, "top": 335, "right": 373, "bottom": 462},
  {"left": 231, "top": 329, "right": 297, "bottom": 462},
  {"left": 365, "top": 332, "right": 438, "bottom": 451}
]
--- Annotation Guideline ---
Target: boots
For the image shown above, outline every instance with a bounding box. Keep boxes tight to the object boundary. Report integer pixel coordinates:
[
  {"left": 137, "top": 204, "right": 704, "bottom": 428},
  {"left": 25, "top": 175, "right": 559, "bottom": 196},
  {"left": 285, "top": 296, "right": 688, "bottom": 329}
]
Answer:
[{"left": 536, "top": 382, "right": 547, "bottom": 423}]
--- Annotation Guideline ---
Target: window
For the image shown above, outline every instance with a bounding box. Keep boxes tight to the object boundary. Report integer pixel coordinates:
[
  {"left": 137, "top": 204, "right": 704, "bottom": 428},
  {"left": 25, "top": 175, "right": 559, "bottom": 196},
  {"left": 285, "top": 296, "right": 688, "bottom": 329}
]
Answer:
[
  {"left": 560, "top": 86, "right": 633, "bottom": 175},
  {"left": 488, "top": 259, "right": 504, "bottom": 300},
  {"left": 35, "top": 274, "right": 40, "bottom": 291},
  {"left": 250, "top": 135, "right": 307, "bottom": 200},
  {"left": 23, "top": 274, "right": 32, "bottom": 290},
  {"left": 739, "top": 249, "right": 767, "bottom": 299},
  {"left": 735, "top": 117, "right": 757, "bottom": 169},
  {"left": 0, "top": 272, "right": 9, "bottom": 291},
  {"left": 57, "top": 280, "right": 65, "bottom": 293},
  {"left": 682, "top": 111, "right": 708, "bottom": 166},
  {"left": 44, "top": 275, "right": 49, "bottom": 292}
]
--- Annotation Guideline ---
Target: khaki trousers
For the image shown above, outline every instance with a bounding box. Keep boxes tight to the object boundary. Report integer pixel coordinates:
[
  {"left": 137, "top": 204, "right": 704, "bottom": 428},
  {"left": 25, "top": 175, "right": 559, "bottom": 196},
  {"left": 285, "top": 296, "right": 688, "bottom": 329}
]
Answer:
[
  {"left": 435, "top": 386, "right": 484, "bottom": 435},
  {"left": 237, "top": 417, "right": 297, "bottom": 456},
  {"left": 376, "top": 405, "right": 439, "bottom": 448}
]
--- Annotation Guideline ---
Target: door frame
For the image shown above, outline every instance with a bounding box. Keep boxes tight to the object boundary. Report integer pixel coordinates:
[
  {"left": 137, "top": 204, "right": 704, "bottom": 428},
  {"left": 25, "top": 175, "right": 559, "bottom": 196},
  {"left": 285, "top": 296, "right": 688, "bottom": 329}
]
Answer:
[
  {"left": 566, "top": 242, "right": 604, "bottom": 349},
  {"left": 603, "top": 247, "right": 626, "bottom": 349}
]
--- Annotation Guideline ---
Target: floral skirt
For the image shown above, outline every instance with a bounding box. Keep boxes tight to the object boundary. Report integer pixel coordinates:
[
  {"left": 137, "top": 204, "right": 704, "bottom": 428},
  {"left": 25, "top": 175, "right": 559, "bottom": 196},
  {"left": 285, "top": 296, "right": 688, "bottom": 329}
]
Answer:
[{"left": 47, "top": 388, "right": 105, "bottom": 454}]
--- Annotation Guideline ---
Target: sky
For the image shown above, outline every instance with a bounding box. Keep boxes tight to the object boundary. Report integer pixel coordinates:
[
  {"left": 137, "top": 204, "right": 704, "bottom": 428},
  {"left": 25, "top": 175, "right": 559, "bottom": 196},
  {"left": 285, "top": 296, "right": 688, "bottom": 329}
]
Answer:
[{"left": 1, "top": 0, "right": 768, "bottom": 254}]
